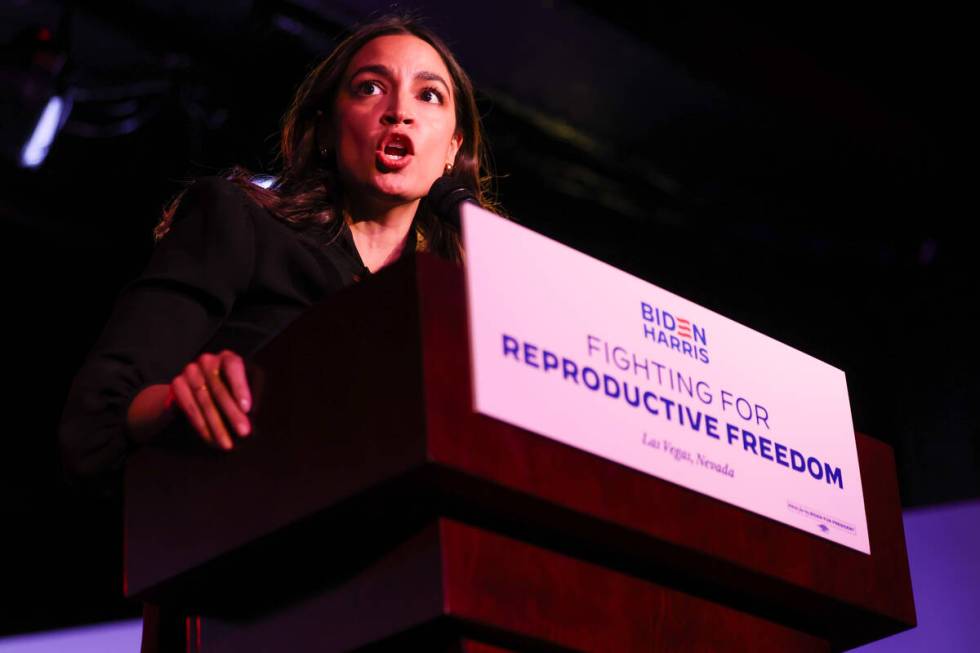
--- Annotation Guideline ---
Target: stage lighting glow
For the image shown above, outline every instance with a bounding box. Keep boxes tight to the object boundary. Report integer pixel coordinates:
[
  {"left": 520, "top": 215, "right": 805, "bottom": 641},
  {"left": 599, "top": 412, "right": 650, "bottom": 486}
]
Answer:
[
  {"left": 250, "top": 174, "right": 278, "bottom": 189},
  {"left": 20, "top": 95, "right": 67, "bottom": 169},
  {"left": 0, "top": 618, "right": 141, "bottom": 652}
]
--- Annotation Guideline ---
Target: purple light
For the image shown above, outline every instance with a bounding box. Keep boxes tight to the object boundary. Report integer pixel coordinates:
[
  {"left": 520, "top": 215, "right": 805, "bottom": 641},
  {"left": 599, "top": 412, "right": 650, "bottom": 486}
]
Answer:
[
  {"left": 853, "top": 499, "right": 980, "bottom": 651},
  {"left": 0, "top": 619, "right": 141, "bottom": 653}
]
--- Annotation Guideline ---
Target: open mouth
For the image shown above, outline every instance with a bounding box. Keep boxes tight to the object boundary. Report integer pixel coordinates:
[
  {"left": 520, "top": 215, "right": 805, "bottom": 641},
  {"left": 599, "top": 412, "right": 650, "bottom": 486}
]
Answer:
[
  {"left": 376, "top": 149, "right": 413, "bottom": 171},
  {"left": 383, "top": 142, "right": 409, "bottom": 159},
  {"left": 375, "top": 132, "right": 414, "bottom": 170}
]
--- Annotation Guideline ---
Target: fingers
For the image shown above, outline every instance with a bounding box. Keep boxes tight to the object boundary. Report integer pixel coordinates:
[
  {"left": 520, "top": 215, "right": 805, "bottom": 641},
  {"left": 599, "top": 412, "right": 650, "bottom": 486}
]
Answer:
[
  {"left": 219, "top": 351, "right": 252, "bottom": 414},
  {"left": 171, "top": 374, "right": 218, "bottom": 448},
  {"left": 185, "top": 361, "right": 235, "bottom": 450},
  {"left": 203, "top": 354, "right": 251, "bottom": 440},
  {"left": 171, "top": 351, "right": 253, "bottom": 451}
]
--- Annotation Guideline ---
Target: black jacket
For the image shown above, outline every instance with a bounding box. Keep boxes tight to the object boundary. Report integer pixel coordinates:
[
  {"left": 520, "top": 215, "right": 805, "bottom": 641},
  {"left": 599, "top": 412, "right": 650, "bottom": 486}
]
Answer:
[{"left": 57, "top": 175, "right": 417, "bottom": 499}]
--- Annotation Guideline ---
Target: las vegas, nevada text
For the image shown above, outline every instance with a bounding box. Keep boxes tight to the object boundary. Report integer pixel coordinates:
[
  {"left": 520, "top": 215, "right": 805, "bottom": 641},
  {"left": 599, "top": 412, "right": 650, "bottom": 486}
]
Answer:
[{"left": 499, "top": 327, "right": 845, "bottom": 490}]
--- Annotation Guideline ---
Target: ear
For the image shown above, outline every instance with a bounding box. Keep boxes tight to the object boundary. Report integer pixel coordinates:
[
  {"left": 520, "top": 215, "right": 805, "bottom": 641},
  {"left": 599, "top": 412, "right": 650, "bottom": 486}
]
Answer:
[{"left": 446, "top": 130, "right": 463, "bottom": 167}]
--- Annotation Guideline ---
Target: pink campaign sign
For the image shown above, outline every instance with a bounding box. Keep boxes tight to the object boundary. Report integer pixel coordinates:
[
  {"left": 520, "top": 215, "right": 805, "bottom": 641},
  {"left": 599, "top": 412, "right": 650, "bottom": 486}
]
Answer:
[{"left": 461, "top": 203, "right": 870, "bottom": 554}]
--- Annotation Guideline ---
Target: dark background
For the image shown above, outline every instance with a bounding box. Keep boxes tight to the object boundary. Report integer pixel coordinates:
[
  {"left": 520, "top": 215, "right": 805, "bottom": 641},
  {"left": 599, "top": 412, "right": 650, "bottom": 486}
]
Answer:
[{"left": 1, "top": 0, "right": 975, "bottom": 636}]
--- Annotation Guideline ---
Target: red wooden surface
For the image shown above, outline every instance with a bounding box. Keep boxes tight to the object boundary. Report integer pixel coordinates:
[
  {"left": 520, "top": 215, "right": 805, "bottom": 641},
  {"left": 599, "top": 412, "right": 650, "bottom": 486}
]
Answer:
[
  {"left": 416, "top": 253, "right": 914, "bottom": 648},
  {"left": 182, "top": 518, "right": 829, "bottom": 652},
  {"left": 457, "top": 643, "right": 515, "bottom": 653},
  {"left": 125, "top": 260, "right": 430, "bottom": 596},
  {"left": 126, "top": 252, "right": 914, "bottom": 651},
  {"left": 440, "top": 518, "right": 829, "bottom": 652}
]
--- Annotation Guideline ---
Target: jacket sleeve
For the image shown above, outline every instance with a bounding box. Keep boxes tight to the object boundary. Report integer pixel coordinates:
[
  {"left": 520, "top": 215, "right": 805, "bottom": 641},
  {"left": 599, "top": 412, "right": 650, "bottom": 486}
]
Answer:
[{"left": 57, "top": 177, "right": 256, "bottom": 499}]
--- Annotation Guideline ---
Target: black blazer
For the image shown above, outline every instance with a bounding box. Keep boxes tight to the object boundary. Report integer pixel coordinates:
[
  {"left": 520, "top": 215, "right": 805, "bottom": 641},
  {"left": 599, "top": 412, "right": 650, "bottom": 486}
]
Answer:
[{"left": 57, "top": 176, "right": 417, "bottom": 498}]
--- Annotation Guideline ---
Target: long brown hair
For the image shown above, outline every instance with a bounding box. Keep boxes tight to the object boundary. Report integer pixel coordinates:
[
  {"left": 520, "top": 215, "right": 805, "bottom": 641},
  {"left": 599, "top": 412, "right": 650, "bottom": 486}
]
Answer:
[{"left": 154, "top": 12, "right": 502, "bottom": 263}]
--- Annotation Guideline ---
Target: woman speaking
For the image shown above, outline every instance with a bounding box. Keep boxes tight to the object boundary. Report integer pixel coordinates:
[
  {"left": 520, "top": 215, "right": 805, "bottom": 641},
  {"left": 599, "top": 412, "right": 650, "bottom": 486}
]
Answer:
[{"left": 58, "top": 13, "right": 500, "bottom": 499}]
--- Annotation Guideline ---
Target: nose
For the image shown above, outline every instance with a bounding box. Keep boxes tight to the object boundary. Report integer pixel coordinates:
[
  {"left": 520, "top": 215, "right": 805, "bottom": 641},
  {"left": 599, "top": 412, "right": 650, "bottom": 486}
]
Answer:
[
  {"left": 381, "top": 109, "right": 413, "bottom": 125},
  {"left": 381, "top": 90, "right": 414, "bottom": 125}
]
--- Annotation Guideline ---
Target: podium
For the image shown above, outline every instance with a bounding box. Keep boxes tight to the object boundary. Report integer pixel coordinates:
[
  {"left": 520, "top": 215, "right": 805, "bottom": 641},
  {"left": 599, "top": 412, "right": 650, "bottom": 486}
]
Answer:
[{"left": 124, "top": 252, "right": 915, "bottom": 652}]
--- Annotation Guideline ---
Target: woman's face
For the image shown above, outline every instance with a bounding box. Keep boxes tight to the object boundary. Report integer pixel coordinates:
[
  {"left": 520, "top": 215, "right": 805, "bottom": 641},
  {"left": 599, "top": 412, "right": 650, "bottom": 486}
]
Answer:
[{"left": 327, "top": 34, "right": 463, "bottom": 216}]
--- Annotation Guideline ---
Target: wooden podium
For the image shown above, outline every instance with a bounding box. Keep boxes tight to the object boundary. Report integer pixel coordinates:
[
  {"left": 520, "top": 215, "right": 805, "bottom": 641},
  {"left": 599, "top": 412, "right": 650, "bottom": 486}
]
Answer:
[{"left": 124, "top": 252, "right": 915, "bottom": 652}]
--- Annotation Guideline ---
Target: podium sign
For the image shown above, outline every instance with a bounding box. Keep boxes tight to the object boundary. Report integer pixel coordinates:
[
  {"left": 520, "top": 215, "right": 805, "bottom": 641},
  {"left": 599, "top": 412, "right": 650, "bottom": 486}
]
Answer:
[{"left": 461, "top": 203, "right": 870, "bottom": 554}]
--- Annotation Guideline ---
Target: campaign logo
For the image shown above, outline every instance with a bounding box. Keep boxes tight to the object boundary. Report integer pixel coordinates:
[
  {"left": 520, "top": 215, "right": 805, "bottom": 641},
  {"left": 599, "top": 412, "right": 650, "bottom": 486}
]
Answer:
[{"left": 640, "top": 301, "right": 710, "bottom": 364}]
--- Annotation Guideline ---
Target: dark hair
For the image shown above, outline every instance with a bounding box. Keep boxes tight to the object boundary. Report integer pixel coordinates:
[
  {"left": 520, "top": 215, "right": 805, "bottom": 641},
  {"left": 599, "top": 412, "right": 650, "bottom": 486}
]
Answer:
[{"left": 154, "top": 12, "right": 502, "bottom": 263}]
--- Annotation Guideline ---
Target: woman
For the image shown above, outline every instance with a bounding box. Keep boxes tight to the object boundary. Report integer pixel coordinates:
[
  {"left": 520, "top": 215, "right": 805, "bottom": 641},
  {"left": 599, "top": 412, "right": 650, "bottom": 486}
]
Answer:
[{"left": 58, "top": 13, "right": 501, "bottom": 500}]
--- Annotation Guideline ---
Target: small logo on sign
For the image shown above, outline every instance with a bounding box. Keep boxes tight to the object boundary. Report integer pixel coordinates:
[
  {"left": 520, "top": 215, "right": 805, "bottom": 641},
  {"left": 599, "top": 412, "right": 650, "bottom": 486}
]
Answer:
[{"left": 640, "top": 302, "right": 710, "bottom": 364}]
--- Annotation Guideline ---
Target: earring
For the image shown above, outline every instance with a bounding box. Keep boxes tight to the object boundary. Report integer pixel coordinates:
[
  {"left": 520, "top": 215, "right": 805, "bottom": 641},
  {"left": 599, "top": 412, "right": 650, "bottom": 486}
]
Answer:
[{"left": 444, "top": 163, "right": 453, "bottom": 175}]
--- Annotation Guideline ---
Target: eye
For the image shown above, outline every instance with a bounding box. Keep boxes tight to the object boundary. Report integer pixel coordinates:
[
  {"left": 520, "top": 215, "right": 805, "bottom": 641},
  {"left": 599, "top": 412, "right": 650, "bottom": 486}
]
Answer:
[
  {"left": 420, "top": 86, "right": 444, "bottom": 104},
  {"left": 355, "top": 80, "right": 383, "bottom": 96}
]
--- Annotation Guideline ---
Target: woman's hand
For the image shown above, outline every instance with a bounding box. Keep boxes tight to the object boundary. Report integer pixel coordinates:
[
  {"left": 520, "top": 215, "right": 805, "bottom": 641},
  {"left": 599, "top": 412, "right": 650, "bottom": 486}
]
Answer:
[{"left": 168, "top": 350, "right": 252, "bottom": 450}]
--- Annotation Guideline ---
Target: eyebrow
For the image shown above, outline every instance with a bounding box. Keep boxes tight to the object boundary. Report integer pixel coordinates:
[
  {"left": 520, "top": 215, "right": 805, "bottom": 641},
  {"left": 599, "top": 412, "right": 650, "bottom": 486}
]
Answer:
[{"left": 349, "top": 64, "right": 451, "bottom": 94}]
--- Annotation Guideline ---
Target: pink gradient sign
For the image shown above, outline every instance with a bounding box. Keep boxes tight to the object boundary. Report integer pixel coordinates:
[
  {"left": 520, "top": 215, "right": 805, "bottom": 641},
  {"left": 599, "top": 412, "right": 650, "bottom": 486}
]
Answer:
[{"left": 461, "top": 203, "right": 870, "bottom": 554}]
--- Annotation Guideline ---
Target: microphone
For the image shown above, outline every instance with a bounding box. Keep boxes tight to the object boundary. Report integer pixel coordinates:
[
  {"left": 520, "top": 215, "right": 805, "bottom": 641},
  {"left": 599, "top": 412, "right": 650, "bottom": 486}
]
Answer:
[{"left": 426, "top": 176, "right": 477, "bottom": 231}]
